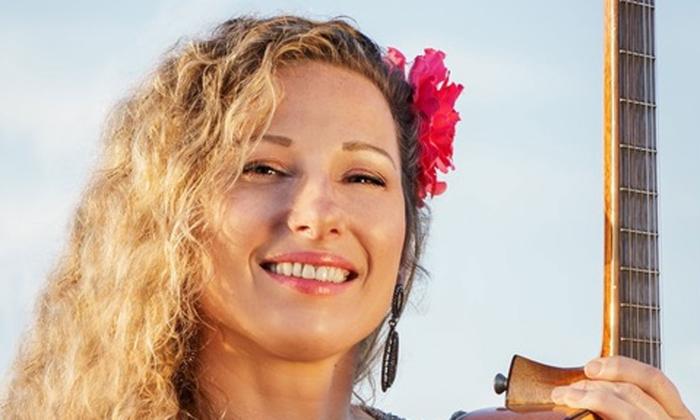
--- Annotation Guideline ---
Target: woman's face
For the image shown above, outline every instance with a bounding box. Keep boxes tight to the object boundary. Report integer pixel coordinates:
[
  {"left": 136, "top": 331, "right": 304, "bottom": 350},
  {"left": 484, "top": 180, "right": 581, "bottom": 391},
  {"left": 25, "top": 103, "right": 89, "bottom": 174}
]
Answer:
[{"left": 202, "top": 62, "right": 406, "bottom": 361}]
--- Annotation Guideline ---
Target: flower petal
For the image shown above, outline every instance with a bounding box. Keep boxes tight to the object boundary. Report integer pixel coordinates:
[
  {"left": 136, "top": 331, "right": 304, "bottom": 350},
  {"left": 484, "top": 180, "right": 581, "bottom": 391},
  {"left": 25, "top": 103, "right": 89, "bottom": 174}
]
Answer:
[
  {"left": 384, "top": 47, "right": 464, "bottom": 201},
  {"left": 385, "top": 47, "right": 406, "bottom": 73}
]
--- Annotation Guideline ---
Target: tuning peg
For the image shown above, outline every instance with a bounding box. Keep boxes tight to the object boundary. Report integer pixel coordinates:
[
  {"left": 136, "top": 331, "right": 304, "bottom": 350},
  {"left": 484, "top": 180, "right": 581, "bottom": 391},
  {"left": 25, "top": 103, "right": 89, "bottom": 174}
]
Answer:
[{"left": 493, "top": 373, "right": 508, "bottom": 395}]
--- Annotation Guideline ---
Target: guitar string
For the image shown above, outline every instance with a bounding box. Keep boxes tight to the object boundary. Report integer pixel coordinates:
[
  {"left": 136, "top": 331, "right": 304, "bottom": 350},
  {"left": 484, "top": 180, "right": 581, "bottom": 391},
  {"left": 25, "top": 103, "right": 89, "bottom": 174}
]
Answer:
[
  {"left": 640, "top": 0, "right": 653, "bottom": 363},
  {"left": 642, "top": 0, "right": 659, "bottom": 367},
  {"left": 620, "top": 1, "right": 628, "bottom": 362},
  {"left": 653, "top": 0, "right": 661, "bottom": 370},
  {"left": 621, "top": 1, "right": 637, "bottom": 363},
  {"left": 621, "top": 1, "right": 629, "bottom": 362},
  {"left": 631, "top": 1, "right": 640, "bottom": 363},
  {"left": 620, "top": 3, "right": 637, "bottom": 358},
  {"left": 637, "top": 0, "right": 645, "bottom": 364},
  {"left": 650, "top": 0, "right": 660, "bottom": 369},
  {"left": 649, "top": 0, "right": 655, "bottom": 367},
  {"left": 620, "top": 1, "right": 633, "bottom": 363},
  {"left": 646, "top": 0, "right": 658, "bottom": 368},
  {"left": 643, "top": 0, "right": 651, "bottom": 366}
]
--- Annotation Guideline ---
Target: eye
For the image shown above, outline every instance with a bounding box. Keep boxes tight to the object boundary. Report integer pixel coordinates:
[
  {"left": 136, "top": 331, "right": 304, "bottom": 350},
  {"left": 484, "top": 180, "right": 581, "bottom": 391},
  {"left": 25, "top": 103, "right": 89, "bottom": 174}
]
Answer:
[
  {"left": 345, "top": 172, "right": 386, "bottom": 187},
  {"left": 242, "top": 161, "right": 287, "bottom": 178}
]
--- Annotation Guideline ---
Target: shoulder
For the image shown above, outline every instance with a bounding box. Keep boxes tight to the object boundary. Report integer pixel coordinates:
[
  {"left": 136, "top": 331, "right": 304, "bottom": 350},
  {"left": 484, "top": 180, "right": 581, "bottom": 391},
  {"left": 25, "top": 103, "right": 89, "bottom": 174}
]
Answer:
[{"left": 360, "top": 406, "right": 470, "bottom": 420}]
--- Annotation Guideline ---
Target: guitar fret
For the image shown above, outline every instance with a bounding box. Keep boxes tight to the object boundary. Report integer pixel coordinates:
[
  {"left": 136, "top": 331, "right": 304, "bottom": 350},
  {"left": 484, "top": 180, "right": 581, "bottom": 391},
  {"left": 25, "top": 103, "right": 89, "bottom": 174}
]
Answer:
[
  {"left": 621, "top": 302, "right": 660, "bottom": 310},
  {"left": 620, "top": 0, "right": 654, "bottom": 9},
  {"left": 619, "top": 49, "right": 655, "bottom": 60},
  {"left": 620, "top": 98, "right": 656, "bottom": 108},
  {"left": 620, "top": 187, "right": 658, "bottom": 197},
  {"left": 620, "top": 337, "right": 661, "bottom": 345},
  {"left": 620, "top": 143, "right": 656, "bottom": 154},
  {"left": 620, "top": 227, "right": 658, "bottom": 237},
  {"left": 620, "top": 266, "right": 659, "bottom": 275}
]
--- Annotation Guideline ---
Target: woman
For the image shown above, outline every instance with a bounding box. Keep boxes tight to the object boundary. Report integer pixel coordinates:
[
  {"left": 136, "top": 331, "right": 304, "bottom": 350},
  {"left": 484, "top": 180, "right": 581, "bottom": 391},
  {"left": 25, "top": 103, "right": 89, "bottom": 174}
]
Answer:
[{"left": 0, "top": 15, "right": 694, "bottom": 420}]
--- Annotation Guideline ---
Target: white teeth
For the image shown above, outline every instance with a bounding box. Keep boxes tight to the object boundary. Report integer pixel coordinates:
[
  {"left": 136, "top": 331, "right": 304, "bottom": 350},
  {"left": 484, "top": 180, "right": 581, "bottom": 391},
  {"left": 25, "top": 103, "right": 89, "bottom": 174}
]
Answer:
[
  {"left": 331, "top": 268, "right": 346, "bottom": 282},
  {"left": 302, "top": 264, "right": 315, "bottom": 279},
  {"left": 266, "top": 262, "right": 351, "bottom": 283},
  {"left": 292, "top": 262, "right": 302, "bottom": 277},
  {"left": 315, "top": 266, "right": 329, "bottom": 281},
  {"left": 281, "top": 262, "right": 292, "bottom": 276}
]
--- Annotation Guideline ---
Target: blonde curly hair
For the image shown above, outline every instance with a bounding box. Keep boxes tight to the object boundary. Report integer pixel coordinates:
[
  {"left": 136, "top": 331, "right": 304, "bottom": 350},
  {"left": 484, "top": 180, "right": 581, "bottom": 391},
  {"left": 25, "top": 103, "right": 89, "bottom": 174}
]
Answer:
[{"left": 1, "top": 15, "right": 427, "bottom": 419}]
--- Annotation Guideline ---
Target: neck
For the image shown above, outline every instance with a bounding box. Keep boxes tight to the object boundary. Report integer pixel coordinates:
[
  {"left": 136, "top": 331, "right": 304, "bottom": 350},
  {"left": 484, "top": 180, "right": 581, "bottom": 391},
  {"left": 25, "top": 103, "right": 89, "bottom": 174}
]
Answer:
[
  {"left": 602, "top": 0, "right": 661, "bottom": 368},
  {"left": 196, "top": 327, "right": 367, "bottom": 420}
]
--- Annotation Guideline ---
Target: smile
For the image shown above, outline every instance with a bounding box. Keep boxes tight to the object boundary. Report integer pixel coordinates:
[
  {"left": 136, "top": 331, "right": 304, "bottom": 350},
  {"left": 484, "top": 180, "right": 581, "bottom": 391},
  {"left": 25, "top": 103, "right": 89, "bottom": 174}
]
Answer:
[
  {"left": 259, "top": 261, "right": 358, "bottom": 296},
  {"left": 262, "top": 262, "right": 353, "bottom": 283},
  {"left": 259, "top": 251, "right": 360, "bottom": 287}
]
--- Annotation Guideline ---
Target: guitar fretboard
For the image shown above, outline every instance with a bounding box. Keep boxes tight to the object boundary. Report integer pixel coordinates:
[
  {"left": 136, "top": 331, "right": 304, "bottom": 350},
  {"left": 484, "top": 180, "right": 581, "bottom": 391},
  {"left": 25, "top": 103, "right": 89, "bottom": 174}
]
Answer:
[{"left": 616, "top": 0, "right": 661, "bottom": 368}]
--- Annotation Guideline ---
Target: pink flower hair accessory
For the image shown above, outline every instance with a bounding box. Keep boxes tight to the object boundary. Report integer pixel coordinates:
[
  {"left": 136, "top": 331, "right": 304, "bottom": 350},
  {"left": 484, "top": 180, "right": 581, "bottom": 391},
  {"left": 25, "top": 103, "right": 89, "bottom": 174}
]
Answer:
[{"left": 385, "top": 47, "right": 464, "bottom": 202}]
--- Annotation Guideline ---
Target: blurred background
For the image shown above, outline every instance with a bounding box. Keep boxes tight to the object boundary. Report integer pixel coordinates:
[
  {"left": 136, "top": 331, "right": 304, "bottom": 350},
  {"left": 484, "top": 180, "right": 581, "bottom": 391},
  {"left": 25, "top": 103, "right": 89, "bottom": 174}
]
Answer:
[{"left": 1, "top": 1, "right": 698, "bottom": 418}]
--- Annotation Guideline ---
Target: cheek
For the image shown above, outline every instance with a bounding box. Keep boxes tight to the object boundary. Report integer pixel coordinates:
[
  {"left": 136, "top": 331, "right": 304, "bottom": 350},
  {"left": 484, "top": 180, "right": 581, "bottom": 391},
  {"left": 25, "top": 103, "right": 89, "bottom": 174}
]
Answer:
[
  {"left": 221, "top": 187, "right": 279, "bottom": 239},
  {"left": 198, "top": 228, "right": 251, "bottom": 328},
  {"left": 352, "top": 193, "right": 407, "bottom": 324},
  {"left": 199, "top": 190, "right": 277, "bottom": 320},
  {"left": 352, "top": 191, "right": 406, "bottom": 271},
  {"left": 372, "top": 213, "right": 406, "bottom": 263}
]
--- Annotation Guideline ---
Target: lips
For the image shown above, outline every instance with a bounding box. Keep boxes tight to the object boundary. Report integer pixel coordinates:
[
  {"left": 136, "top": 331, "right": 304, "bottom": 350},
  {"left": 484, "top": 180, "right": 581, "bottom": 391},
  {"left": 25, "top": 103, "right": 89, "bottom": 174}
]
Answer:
[
  {"left": 259, "top": 251, "right": 360, "bottom": 283},
  {"left": 263, "top": 262, "right": 353, "bottom": 283}
]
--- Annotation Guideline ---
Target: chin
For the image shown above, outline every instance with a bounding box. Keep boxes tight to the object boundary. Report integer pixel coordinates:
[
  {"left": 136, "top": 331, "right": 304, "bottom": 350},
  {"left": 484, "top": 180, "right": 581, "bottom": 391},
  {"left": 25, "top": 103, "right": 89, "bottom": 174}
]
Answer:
[
  {"left": 257, "top": 316, "right": 372, "bottom": 362},
  {"left": 269, "top": 338, "right": 353, "bottom": 362}
]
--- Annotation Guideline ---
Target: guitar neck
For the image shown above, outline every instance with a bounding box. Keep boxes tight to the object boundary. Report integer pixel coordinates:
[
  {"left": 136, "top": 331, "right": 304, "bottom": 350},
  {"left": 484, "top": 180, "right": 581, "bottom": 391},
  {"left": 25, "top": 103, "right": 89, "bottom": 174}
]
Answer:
[{"left": 602, "top": 0, "right": 661, "bottom": 369}]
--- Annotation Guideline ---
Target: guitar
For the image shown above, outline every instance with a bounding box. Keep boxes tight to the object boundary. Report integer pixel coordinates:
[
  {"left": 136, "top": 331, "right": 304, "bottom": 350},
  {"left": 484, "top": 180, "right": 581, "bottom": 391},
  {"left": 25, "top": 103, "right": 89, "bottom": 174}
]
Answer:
[{"left": 464, "top": 0, "right": 660, "bottom": 418}]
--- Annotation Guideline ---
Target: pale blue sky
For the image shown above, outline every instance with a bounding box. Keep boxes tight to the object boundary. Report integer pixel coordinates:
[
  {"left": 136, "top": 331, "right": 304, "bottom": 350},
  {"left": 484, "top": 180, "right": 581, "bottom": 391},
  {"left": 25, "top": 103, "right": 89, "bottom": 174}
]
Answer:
[{"left": 1, "top": 1, "right": 698, "bottom": 418}]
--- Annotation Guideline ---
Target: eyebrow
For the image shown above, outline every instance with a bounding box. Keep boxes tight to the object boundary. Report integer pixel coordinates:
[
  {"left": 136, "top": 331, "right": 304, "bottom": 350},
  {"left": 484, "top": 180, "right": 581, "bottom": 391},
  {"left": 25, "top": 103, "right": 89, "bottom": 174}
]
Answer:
[
  {"left": 261, "top": 134, "right": 396, "bottom": 168},
  {"left": 261, "top": 134, "right": 293, "bottom": 147},
  {"left": 341, "top": 141, "right": 396, "bottom": 168}
]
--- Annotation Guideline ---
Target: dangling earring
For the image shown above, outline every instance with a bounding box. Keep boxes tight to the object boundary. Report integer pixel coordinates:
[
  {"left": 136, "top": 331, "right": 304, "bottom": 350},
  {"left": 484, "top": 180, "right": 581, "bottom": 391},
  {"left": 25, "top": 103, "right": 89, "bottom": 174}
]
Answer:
[{"left": 381, "top": 278, "right": 405, "bottom": 392}]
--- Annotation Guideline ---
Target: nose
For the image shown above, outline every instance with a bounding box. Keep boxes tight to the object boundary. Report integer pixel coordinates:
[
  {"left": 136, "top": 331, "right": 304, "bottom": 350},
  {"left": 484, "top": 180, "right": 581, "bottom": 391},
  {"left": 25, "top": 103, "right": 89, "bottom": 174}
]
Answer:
[{"left": 286, "top": 175, "right": 344, "bottom": 241}]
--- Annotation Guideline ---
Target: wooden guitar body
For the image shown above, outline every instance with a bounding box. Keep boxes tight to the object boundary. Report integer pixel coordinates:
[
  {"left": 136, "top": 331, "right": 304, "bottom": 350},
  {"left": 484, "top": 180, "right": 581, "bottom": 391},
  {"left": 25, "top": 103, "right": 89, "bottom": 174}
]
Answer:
[{"left": 463, "top": 408, "right": 593, "bottom": 420}]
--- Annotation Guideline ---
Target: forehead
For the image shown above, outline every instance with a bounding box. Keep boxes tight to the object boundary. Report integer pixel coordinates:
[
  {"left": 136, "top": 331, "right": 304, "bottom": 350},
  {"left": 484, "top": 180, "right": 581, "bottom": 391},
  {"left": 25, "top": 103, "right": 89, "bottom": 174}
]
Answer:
[{"left": 268, "top": 62, "right": 398, "bottom": 157}]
